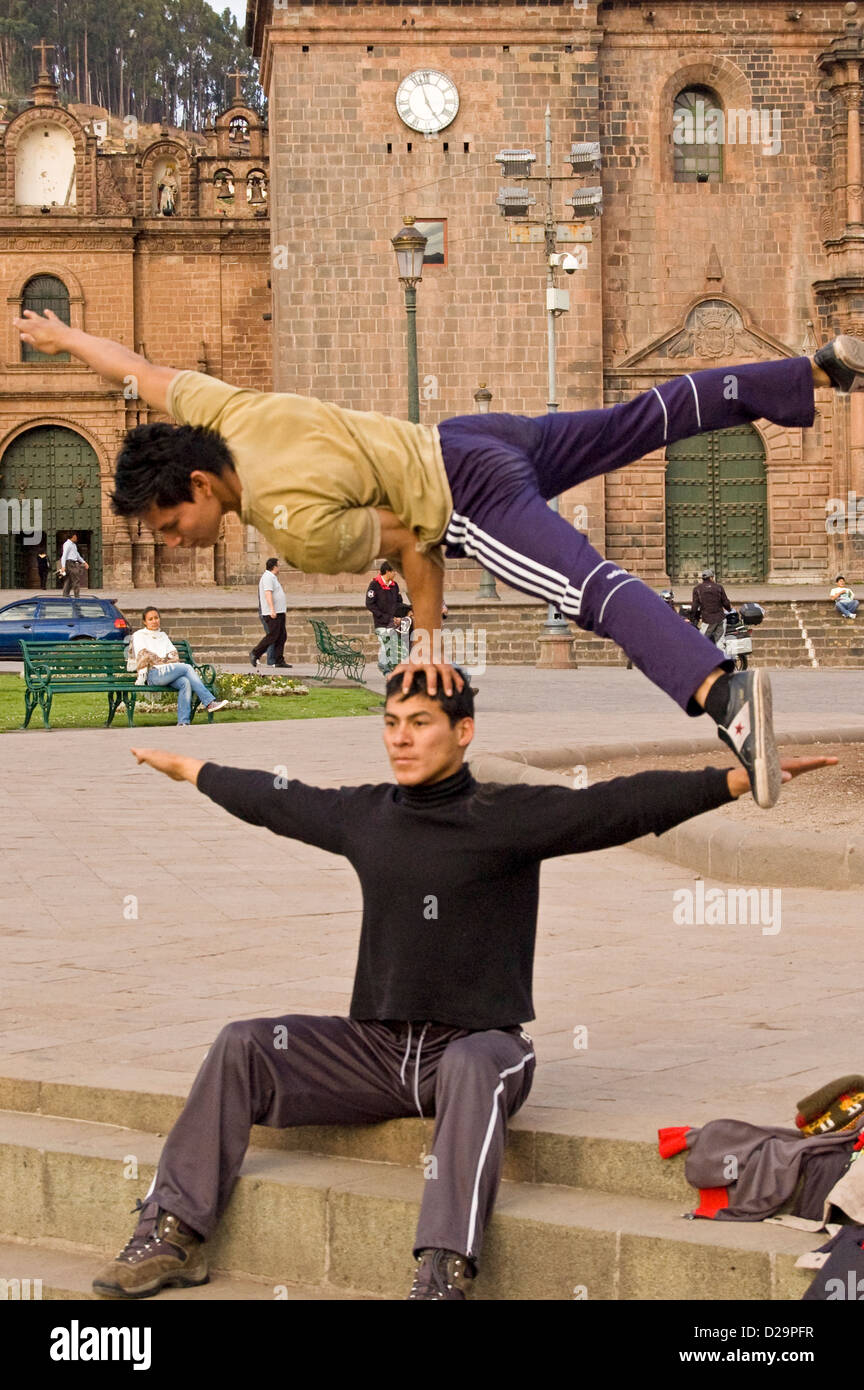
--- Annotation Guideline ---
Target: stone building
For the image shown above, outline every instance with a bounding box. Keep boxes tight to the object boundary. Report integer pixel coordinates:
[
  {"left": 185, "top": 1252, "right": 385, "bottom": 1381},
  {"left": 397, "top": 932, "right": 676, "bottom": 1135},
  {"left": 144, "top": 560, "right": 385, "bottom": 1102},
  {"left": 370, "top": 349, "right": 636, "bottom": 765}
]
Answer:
[
  {"left": 0, "top": 57, "right": 271, "bottom": 589},
  {"left": 245, "top": 0, "right": 864, "bottom": 593}
]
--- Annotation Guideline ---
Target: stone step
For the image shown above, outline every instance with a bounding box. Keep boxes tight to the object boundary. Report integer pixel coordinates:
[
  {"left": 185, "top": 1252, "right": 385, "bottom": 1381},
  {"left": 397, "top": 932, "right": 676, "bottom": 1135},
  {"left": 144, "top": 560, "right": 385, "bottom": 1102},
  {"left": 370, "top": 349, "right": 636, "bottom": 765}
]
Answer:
[
  {"left": 0, "top": 1109, "right": 816, "bottom": 1300},
  {"left": 0, "top": 1241, "right": 375, "bottom": 1301},
  {"left": 0, "top": 1076, "right": 695, "bottom": 1205},
  {"left": 112, "top": 602, "right": 864, "bottom": 669}
]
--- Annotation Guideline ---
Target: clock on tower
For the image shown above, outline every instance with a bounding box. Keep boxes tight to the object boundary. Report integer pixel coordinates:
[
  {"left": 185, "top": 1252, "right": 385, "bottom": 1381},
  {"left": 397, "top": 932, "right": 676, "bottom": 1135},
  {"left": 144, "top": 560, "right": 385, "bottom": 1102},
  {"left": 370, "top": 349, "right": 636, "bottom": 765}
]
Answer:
[{"left": 395, "top": 70, "right": 460, "bottom": 135}]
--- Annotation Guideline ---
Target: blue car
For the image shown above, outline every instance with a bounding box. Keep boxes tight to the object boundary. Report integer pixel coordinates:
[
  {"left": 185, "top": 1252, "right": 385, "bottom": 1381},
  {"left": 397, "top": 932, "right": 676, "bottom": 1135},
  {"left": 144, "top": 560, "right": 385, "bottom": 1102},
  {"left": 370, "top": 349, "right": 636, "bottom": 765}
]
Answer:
[{"left": 0, "top": 596, "right": 130, "bottom": 659}]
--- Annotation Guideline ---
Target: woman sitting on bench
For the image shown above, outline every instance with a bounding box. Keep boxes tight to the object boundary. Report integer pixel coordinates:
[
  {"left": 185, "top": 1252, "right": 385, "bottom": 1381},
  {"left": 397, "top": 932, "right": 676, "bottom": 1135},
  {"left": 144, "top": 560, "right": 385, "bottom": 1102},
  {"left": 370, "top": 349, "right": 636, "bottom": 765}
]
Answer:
[{"left": 128, "top": 607, "right": 228, "bottom": 726}]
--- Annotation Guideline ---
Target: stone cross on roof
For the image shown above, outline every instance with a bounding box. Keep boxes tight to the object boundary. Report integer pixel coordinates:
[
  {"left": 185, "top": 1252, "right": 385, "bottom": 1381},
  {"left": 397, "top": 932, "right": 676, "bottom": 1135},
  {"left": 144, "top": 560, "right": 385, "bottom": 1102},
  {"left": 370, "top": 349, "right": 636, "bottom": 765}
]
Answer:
[
  {"left": 33, "top": 38, "right": 56, "bottom": 74},
  {"left": 227, "top": 71, "right": 248, "bottom": 106}
]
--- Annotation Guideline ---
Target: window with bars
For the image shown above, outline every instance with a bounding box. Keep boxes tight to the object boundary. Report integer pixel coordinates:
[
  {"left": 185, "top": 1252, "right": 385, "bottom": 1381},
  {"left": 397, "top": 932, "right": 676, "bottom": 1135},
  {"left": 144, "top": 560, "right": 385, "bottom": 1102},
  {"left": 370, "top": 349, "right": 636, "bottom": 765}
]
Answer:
[
  {"left": 21, "top": 276, "right": 71, "bottom": 363},
  {"left": 673, "top": 87, "right": 724, "bottom": 184}
]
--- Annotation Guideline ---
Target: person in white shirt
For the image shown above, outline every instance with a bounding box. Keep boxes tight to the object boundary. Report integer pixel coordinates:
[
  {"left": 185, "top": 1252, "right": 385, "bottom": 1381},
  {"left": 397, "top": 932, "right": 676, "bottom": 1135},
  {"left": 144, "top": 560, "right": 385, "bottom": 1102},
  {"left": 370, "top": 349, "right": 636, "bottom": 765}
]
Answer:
[
  {"left": 250, "top": 558, "right": 290, "bottom": 669},
  {"left": 830, "top": 575, "right": 859, "bottom": 620},
  {"left": 129, "top": 607, "right": 228, "bottom": 725},
  {"left": 59, "top": 532, "right": 89, "bottom": 598}
]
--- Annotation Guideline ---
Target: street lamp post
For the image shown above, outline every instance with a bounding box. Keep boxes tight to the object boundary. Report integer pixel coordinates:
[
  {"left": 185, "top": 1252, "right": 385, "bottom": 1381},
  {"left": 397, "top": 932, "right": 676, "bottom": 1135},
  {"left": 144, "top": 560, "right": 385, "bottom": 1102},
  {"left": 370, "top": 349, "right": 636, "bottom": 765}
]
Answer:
[
  {"left": 391, "top": 216, "right": 428, "bottom": 424},
  {"left": 473, "top": 383, "right": 500, "bottom": 601},
  {"left": 495, "top": 116, "right": 603, "bottom": 661}
]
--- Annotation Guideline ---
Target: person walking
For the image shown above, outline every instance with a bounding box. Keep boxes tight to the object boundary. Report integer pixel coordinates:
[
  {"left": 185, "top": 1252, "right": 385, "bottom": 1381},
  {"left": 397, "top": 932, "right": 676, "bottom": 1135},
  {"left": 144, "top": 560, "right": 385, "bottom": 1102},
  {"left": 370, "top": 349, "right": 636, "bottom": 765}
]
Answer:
[
  {"left": 129, "top": 607, "right": 228, "bottom": 725},
  {"left": 20, "top": 310, "right": 864, "bottom": 806},
  {"left": 830, "top": 575, "right": 859, "bottom": 619},
  {"left": 59, "top": 532, "right": 88, "bottom": 598},
  {"left": 690, "top": 568, "right": 732, "bottom": 646},
  {"left": 90, "top": 669, "right": 836, "bottom": 1302},
  {"left": 365, "top": 561, "right": 403, "bottom": 676},
  {"left": 251, "top": 557, "right": 291, "bottom": 670},
  {"left": 36, "top": 549, "right": 49, "bottom": 590}
]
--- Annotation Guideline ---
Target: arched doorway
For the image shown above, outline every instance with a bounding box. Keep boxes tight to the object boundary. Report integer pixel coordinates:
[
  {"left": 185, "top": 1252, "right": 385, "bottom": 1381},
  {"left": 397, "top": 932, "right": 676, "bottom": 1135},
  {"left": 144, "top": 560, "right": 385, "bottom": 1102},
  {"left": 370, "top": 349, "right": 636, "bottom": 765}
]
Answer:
[
  {"left": 665, "top": 424, "right": 768, "bottom": 584},
  {"left": 0, "top": 426, "right": 102, "bottom": 589}
]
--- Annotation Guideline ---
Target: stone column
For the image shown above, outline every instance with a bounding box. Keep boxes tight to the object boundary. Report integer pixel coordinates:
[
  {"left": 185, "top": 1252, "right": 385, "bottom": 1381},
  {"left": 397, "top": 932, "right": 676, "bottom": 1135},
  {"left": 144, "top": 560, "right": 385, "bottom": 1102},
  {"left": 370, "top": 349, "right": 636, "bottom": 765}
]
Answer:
[
  {"left": 842, "top": 71, "right": 864, "bottom": 232},
  {"left": 131, "top": 538, "right": 155, "bottom": 588}
]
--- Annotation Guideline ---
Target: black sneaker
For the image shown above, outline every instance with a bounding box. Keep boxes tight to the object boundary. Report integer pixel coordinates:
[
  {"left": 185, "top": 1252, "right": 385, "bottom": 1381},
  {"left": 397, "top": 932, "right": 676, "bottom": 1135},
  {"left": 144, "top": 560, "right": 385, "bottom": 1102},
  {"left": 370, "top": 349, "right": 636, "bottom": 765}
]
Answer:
[
  {"left": 249, "top": 651, "right": 259, "bottom": 670},
  {"left": 714, "top": 669, "right": 781, "bottom": 809},
  {"left": 407, "top": 1248, "right": 473, "bottom": 1300},
  {"left": 814, "top": 336, "right": 864, "bottom": 393}
]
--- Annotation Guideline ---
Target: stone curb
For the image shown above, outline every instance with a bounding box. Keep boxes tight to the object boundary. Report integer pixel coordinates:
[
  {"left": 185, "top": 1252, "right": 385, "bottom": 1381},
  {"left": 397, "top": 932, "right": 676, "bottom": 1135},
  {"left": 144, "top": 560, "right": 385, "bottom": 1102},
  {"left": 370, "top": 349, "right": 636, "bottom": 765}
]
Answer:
[{"left": 471, "top": 726, "right": 864, "bottom": 889}]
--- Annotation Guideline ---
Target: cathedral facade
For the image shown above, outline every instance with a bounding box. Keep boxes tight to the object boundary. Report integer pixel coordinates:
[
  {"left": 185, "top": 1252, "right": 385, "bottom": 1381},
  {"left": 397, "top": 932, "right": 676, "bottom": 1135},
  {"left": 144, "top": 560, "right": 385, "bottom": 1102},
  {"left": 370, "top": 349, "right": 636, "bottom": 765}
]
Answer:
[
  {"left": 244, "top": 0, "right": 864, "bottom": 591},
  {"left": 0, "top": 60, "right": 271, "bottom": 589}
]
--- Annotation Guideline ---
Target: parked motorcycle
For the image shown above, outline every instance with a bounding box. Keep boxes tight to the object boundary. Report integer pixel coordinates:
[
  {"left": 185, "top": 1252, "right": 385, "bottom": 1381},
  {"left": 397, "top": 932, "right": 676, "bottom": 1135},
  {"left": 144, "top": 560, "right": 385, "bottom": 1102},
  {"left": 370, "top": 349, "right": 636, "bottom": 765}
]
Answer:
[{"left": 679, "top": 601, "right": 765, "bottom": 671}]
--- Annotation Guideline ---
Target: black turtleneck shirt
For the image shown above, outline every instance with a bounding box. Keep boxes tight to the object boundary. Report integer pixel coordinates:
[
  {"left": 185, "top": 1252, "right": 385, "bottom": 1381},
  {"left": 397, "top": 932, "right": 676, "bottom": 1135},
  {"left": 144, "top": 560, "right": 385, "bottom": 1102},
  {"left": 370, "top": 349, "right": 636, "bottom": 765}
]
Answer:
[{"left": 196, "top": 760, "right": 733, "bottom": 1030}]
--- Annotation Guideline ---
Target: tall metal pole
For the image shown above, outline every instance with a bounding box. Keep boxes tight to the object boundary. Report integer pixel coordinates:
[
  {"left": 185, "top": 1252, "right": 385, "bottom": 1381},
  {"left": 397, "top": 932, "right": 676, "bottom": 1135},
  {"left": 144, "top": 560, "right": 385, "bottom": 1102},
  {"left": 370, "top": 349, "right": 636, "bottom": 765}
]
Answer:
[
  {"left": 404, "top": 283, "right": 420, "bottom": 424},
  {"left": 541, "top": 104, "right": 570, "bottom": 637},
  {"left": 473, "top": 383, "right": 500, "bottom": 601}
]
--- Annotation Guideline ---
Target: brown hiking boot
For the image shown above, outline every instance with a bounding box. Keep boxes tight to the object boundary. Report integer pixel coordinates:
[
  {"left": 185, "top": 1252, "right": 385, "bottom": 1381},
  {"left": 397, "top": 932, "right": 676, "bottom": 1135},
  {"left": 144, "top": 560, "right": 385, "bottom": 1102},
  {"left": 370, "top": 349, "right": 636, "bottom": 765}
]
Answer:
[
  {"left": 92, "top": 1204, "right": 208, "bottom": 1300},
  {"left": 407, "top": 1248, "right": 473, "bottom": 1300}
]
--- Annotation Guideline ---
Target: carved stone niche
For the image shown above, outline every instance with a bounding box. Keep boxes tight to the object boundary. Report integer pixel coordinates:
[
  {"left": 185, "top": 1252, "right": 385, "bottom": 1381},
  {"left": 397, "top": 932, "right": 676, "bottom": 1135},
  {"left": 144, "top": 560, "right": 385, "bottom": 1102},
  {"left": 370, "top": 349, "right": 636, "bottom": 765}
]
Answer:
[{"left": 139, "top": 139, "right": 193, "bottom": 218}]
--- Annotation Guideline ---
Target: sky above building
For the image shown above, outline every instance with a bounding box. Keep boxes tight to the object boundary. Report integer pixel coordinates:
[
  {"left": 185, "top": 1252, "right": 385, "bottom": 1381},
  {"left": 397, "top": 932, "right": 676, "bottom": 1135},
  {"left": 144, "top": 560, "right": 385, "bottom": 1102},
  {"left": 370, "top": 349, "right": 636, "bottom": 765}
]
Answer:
[{"left": 206, "top": 0, "right": 248, "bottom": 29}]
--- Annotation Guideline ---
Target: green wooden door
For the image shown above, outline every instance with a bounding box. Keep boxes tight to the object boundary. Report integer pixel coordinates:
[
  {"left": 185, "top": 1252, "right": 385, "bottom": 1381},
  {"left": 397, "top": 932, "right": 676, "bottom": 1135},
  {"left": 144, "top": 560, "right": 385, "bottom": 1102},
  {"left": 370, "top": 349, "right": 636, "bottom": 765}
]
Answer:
[
  {"left": 0, "top": 427, "right": 102, "bottom": 588},
  {"left": 665, "top": 425, "right": 767, "bottom": 584}
]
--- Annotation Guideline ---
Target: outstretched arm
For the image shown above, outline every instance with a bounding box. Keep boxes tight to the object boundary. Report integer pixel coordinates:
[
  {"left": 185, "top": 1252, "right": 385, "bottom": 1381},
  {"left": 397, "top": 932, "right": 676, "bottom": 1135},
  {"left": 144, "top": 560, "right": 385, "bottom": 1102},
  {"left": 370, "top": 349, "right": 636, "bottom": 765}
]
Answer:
[
  {"left": 13, "top": 310, "right": 178, "bottom": 412},
  {"left": 130, "top": 749, "right": 347, "bottom": 854},
  {"left": 131, "top": 749, "right": 204, "bottom": 783},
  {"left": 522, "top": 756, "right": 837, "bottom": 861},
  {"left": 376, "top": 508, "right": 463, "bottom": 698}
]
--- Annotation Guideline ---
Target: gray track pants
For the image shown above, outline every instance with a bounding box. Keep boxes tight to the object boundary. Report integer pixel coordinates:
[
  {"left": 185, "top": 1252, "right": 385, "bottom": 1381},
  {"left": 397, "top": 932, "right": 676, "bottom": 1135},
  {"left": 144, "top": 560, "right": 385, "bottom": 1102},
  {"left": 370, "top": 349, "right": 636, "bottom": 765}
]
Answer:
[{"left": 144, "top": 1014, "right": 536, "bottom": 1266}]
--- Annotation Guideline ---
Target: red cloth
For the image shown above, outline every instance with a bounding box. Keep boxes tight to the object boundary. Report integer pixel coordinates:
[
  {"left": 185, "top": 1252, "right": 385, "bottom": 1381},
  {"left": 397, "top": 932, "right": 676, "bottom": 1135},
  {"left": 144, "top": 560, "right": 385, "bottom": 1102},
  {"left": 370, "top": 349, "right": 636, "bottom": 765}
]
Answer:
[
  {"left": 658, "top": 1125, "right": 691, "bottom": 1159},
  {"left": 693, "top": 1187, "right": 730, "bottom": 1219}
]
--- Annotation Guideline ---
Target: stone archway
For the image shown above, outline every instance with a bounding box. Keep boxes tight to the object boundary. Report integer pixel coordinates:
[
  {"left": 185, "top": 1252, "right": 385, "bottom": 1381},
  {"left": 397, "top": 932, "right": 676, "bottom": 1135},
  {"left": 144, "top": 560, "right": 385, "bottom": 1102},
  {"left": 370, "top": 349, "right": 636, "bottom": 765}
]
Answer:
[
  {"left": 665, "top": 424, "right": 768, "bottom": 583},
  {"left": 0, "top": 426, "right": 102, "bottom": 588}
]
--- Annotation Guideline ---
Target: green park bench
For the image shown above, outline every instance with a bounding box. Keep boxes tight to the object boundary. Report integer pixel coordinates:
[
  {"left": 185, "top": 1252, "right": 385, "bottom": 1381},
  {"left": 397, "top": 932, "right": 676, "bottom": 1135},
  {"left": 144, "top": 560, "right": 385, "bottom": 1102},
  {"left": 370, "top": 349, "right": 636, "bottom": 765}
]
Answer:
[
  {"left": 307, "top": 618, "right": 367, "bottom": 685},
  {"left": 20, "top": 639, "right": 219, "bottom": 730}
]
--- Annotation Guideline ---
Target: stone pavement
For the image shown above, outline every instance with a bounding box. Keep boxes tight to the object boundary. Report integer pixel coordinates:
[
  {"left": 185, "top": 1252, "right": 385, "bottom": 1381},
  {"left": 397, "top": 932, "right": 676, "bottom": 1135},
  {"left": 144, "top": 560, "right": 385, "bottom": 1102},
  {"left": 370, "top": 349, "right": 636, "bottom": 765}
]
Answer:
[{"left": 1, "top": 667, "right": 863, "bottom": 1140}]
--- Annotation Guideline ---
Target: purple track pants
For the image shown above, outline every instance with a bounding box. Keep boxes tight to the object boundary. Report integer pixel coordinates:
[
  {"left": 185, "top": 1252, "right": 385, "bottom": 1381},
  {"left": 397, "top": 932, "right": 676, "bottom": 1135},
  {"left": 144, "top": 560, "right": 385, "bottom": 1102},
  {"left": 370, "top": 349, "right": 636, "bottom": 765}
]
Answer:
[{"left": 437, "top": 357, "right": 815, "bottom": 712}]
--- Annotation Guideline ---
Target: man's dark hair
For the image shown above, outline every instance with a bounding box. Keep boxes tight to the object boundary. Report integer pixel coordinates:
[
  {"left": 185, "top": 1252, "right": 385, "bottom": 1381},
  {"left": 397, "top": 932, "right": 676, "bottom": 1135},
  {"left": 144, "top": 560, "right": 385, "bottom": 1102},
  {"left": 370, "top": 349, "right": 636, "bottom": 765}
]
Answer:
[
  {"left": 836, "top": 575, "right": 846, "bottom": 583},
  {"left": 110, "top": 423, "right": 236, "bottom": 517},
  {"left": 384, "top": 668, "right": 475, "bottom": 725},
  {"left": 379, "top": 560, "right": 392, "bottom": 574},
  {"left": 142, "top": 606, "right": 160, "bottom": 622},
  {"left": 266, "top": 557, "right": 279, "bottom": 571}
]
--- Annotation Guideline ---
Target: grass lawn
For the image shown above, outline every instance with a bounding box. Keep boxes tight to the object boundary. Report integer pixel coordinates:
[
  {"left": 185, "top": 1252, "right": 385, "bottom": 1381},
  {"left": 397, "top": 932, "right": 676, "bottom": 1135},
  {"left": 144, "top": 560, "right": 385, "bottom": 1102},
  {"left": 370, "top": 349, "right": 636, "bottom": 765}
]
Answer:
[{"left": 0, "top": 673, "right": 381, "bottom": 732}]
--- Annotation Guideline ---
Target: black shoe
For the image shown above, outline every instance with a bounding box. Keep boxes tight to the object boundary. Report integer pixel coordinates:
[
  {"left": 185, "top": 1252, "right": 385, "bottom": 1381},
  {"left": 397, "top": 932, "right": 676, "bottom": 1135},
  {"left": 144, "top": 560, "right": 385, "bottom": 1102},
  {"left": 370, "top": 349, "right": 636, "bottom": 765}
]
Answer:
[
  {"left": 814, "top": 336, "right": 864, "bottom": 393},
  {"left": 713, "top": 669, "right": 781, "bottom": 809},
  {"left": 274, "top": 662, "right": 292, "bottom": 668},
  {"left": 249, "top": 651, "right": 259, "bottom": 670},
  {"left": 407, "top": 1248, "right": 473, "bottom": 1300}
]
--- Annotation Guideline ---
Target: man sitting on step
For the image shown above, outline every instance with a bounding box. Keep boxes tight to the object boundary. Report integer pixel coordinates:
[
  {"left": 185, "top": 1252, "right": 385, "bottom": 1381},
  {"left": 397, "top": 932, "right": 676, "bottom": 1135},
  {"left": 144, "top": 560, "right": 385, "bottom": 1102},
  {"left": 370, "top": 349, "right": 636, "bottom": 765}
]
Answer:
[{"left": 92, "top": 672, "right": 833, "bottom": 1302}]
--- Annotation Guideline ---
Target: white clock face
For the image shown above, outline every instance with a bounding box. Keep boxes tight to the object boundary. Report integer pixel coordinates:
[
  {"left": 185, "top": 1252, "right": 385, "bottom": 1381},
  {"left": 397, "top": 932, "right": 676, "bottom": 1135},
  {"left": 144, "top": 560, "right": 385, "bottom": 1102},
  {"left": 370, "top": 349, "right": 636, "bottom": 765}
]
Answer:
[{"left": 396, "top": 70, "right": 459, "bottom": 134}]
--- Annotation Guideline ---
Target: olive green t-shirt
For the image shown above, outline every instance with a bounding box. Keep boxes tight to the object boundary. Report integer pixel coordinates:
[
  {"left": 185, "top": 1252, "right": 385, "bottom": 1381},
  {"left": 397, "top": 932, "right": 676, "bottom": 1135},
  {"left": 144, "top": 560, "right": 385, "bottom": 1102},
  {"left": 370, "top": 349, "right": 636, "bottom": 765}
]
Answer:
[{"left": 166, "top": 372, "right": 452, "bottom": 574}]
